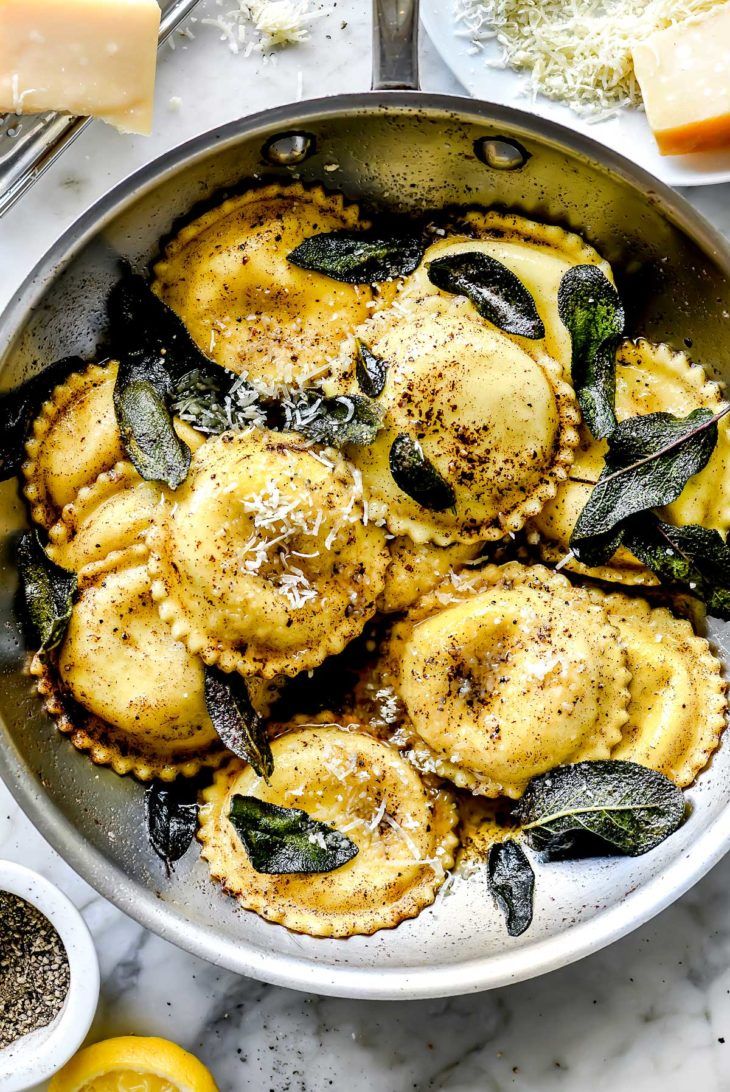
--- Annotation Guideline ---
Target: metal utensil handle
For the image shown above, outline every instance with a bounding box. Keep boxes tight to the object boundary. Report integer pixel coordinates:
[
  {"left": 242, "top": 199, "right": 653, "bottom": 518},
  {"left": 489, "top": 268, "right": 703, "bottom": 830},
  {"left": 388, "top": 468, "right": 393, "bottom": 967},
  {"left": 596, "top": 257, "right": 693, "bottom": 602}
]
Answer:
[
  {"left": 372, "top": 0, "right": 420, "bottom": 91},
  {"left": 0, "top": 0, "right": 201, "bottom": 219}
]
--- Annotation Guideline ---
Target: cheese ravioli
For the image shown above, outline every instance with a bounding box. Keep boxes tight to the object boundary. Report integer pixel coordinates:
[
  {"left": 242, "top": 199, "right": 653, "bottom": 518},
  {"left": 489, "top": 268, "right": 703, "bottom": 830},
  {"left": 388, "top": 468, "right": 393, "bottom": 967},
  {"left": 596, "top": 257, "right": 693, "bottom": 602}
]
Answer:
[
  {"left": 379, "top": 537, "right": 483, "bottom": 614},
  {"left": 344, "top": 295, "right": 579, "bottom": 545},
  {"left": 35, "top": 559, "right": 222, "bottom": 780},
  {"left": 594, "top": 592, "right": 727, "bottom": 787},
  {"left": 530, "top": 339, "right": 730, "bottom": 581},
  {"left": 23, "top": 362, "right": 125, "bottom": 528},
  {"left": 402, "top": 210, "right": 612, "bottom": 375},
  {"left": 153, "top": 184, "right": 375, "bottom": 387},
  {"left": 147, "top": 429, "right": 389, "bottom": 677},
  {"left": 198, "top": 724, "right": 458, "bottom": 937},
  {"left": 387, "top": 562, "right": 630, "bottom": 797}
]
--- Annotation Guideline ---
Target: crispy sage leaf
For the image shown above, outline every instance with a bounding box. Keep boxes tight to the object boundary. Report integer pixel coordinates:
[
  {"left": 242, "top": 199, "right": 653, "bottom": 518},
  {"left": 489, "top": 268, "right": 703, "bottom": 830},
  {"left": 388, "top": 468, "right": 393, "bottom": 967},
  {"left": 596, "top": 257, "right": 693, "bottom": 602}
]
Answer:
[
  {"left": 557, "top": 265, "right": 625, "bottom": 439},
  {"left": 171, "top": 368, "right": 267, "bottom": 435},
  {"left": 204, "top": 666, "right": 273, "bottom": 780},
  {"left": 113, "top": 352, "right": 191, "bottom": 489},
  {"left": 487, "top": 839, "right": 534, "bottom": 937},
  {"left": 355, "top": 341, "right": 389, "bottom": 398},
  {"left": 623, "top": 516, "right": 730, "bottom": 619},
  {"left": 17, "top": 530, "right": 77, "bottom": 656},
  {"left": 283, "top": 391, "right": 383, "bottom": 448},
  {"left": 107, "top": 268, "right": 215, "bottom": 382},
  {"left": 228, "top": 794, "right": 359, "bottom": 874},
  {"left": 287, "top": 230, "right": 425, "bottom": 283},
  {"left": 427, "top": 252, "right": 544, "bottom": 339},
  {"left": 515, "top": 760, "right": 686, "bottom": 859},
  {"left": 570, "top": 407, "right": 723, "bottom": 551},
  {"left": 145, "top": 779, "right": 198, "bottom": 873},
  {"left": 0, "top": 356, "right": 84, "bottom": 482},
  {"left": 389, "top": 433, "right": 456, "bottom": 511}
]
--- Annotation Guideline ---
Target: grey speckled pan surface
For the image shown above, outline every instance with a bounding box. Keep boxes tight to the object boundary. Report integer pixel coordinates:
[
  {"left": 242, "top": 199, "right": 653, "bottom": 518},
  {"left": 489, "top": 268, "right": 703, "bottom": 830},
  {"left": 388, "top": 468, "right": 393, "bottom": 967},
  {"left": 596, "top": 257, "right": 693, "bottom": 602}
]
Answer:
[{"left": 1, "top": 85, "right": 730, "bottom": 998}]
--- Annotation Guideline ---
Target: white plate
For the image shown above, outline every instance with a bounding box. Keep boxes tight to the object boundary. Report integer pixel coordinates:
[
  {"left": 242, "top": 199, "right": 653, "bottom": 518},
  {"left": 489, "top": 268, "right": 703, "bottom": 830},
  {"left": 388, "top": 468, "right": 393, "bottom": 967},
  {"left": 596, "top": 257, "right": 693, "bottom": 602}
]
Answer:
[{"left": 421, "top": 0, "right": 730, "bottom": 187}]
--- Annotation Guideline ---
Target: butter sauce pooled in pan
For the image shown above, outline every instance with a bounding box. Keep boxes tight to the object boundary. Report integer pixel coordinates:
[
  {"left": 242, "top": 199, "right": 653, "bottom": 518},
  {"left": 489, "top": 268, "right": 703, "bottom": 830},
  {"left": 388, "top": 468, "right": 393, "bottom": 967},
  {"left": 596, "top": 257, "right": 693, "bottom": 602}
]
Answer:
[{"left": 8, "top": 182, "right": 728, "bottom": 939}]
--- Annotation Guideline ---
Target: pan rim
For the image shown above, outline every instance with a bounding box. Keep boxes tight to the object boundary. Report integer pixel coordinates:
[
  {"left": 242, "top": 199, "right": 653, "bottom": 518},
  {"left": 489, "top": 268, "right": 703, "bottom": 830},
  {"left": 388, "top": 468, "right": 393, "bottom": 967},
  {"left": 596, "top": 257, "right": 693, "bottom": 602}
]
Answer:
[{"left": 2, "top": 90, "right": 730, "bottom": 1000}]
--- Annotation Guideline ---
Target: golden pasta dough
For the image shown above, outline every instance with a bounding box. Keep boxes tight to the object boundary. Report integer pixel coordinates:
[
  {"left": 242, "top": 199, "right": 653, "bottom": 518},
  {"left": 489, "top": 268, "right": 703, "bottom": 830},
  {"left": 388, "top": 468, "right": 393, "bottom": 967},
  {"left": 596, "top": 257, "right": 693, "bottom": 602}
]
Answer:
[
  {"left": 198, "top": 724, "right": 458, "bottom": 937},
  {"left": 530, "top": 339, "right": 730, "bottom": 582},
  {"left": 344, "top": 294, "right": 579, "bottom": 545},
  {"left": 387, "top": 562, "right": 630, "bottom": 797},
  {"left": 402, "top": 210, "right": 612, "bottom": 375},
  {"left": 147, "top": 428, "right": 389, "bottom": 677},
  {"left": 595, "top": 592, "right": 727, "bottom": 787},
  {"left": 153, "top": 184, "right": 375, "bottom": 387},
  {"left": 37, "top": 559, "right": 223, "bottom": 780},
  {"left": 379, "top": 536, "right": 484, "bottom": 614}
]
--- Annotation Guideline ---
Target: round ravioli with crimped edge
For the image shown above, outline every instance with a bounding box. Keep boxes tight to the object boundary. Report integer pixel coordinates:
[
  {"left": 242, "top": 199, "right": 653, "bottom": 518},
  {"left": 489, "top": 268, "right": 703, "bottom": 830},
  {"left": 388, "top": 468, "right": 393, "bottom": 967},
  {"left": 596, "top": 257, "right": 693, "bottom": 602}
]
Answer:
[
  {"left": 379, "top": 536, "right": 484, "bottom": 614},
  {"left": 588, "top": 590, "right": 727, "bottom": 787},
  {"left": 528, "top": 339, "right": 730, "bottom": 583},
  {"left": 401, "top": 210, "right": 613, "bottom": 375},
  {"left": 46, "top": 428, "right": 206, "bottom": 582},
  {"left": 147, "top": 428, "right": 389, "bottom": 678},
  {"left": 386, "top": 562, "right": 631, "bottom": 798},
  {"left": 198, "top": 723, "right": 459, "bottom": 938},
  {"left": 152, "top": 183, "right": 377, "bottom": 388},
  {"left": 47, "top": 462, "right": 164, "bottom": 582},
  {"left": 342, "top": 293, "right": 579, "bottom": 546},
  {"left": 32, "top": 558, "right": 225, "bottom": 781},
  {"left": 22, "top": 361, "right": 205, "bottom": 531},
  {"left": 22, "top": 362, "right": 124, "bottom": 528}
]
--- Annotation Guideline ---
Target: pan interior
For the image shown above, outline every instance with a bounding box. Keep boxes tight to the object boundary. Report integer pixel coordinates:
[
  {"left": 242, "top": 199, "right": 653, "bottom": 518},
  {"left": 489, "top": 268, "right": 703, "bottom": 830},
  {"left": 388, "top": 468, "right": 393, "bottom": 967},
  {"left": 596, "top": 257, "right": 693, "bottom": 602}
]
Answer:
[{"left": 1, "top": 98, "right": 729, "bottom": 997}]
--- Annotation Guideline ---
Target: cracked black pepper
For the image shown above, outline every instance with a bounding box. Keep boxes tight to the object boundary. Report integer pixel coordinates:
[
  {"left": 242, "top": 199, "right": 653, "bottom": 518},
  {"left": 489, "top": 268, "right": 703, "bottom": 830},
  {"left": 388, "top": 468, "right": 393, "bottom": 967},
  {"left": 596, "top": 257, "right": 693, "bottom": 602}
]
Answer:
[{"left": 0, "top": 891, "right": 70, "bottom": 1050}]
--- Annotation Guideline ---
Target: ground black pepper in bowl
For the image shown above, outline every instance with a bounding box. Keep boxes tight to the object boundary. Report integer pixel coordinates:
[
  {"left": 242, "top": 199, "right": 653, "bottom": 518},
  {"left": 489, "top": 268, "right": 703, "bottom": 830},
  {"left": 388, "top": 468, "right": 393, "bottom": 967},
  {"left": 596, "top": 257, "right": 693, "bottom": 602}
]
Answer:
[{"left": 0, "top": 891, "right": 70, "bottom": 1050}]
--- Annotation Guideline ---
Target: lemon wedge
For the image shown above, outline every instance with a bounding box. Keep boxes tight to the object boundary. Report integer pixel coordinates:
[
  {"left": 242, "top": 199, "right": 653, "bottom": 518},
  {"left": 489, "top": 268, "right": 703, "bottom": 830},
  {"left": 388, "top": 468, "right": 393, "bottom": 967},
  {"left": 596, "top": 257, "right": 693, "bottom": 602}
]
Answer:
[{"left": 49, "top": 1036, "right": 218, "bottom": 1092}]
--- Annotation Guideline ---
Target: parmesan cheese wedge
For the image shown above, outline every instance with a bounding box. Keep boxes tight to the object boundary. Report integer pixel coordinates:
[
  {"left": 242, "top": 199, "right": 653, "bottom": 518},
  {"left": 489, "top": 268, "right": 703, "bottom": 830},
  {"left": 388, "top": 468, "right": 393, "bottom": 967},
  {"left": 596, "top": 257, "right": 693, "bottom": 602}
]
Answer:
[
  {"left": 632, "top": 3, "right": 730, "bottom": 155},
  {"left": 0, "top": 0, "right": 161, "bottom": 135}
]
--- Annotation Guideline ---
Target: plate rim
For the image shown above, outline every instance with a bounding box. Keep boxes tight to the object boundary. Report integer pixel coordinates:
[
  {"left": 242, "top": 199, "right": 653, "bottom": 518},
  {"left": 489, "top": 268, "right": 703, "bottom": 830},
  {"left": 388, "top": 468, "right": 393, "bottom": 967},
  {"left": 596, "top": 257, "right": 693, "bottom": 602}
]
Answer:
[{"left": 420, "top": 0, "right": 730, "bottom": 188}]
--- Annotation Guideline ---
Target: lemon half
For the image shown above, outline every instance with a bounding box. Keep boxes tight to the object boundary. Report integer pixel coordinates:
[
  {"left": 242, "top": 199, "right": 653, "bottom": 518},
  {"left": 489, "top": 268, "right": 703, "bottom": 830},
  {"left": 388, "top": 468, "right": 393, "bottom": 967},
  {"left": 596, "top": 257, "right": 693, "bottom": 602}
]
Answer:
[{"left": 49, "top": 1036, "right": 218, "bottom": 1092}]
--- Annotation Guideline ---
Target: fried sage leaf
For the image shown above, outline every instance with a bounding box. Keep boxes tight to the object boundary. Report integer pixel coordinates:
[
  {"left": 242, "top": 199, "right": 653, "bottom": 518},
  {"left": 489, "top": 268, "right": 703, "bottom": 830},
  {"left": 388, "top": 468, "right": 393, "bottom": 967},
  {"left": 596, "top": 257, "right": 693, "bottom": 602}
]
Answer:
[
  {"left": 228, "top": 794, "right": 359, "bottom": 874},
  {"left": 570, "top": 406, "right": 723, "bottom": 553},
  {"left": 145, "top": 779, "right": 198, "bottom": 873},
  {"left": 113, "top": 352, "right": 191, "bottom": 489},
  {"left": 171, "top": 368, "right": 266, "bottom": 435},
  {"left": 287, "top": 230, "right": 425, "bottom": 283},
  {"left": 487, "top": 839, "right": 534, "bottom": 937},
  {"left": 0, "top": 356, "right": 85, "bottom": 482},
  {"left": 389, "top": 433, "right": 456, "bottom": 511},
  {"left": 283, "top": 391, "right": 383, "bottom": 448},
  {"left": 17, "top": 530, "right": 77, "bottom": 656},
  {"left": 623, "top": 516, "right": 730, "bottom": 619},
  {"left": 107, "top": 268, "right": 215, "bottom": 382},
  {"left": 355, "top": 340, "right": 389, "bottom": 398},
  {"left": 515, "top": 760, "right": 686, "bottom": 859},
  {"left": 557, "top": 265, "right": 625, "bottom": 440},
  {"left": 204, "top": 666, "right": 273, "bottom": 780},
  {"left": 427, "top": 252, "right": 544, "bottom": 339}
]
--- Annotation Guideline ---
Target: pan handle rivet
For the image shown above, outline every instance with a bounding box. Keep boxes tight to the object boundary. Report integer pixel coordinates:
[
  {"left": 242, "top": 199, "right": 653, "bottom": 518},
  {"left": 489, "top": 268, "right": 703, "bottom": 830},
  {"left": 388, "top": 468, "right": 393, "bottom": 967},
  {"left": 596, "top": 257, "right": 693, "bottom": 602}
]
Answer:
[
  {"left": 262, "top": 131, "right": 316, "bottom": 166},
  {"left": 474, "top": 137, "right": 530, "bottom": 171}
]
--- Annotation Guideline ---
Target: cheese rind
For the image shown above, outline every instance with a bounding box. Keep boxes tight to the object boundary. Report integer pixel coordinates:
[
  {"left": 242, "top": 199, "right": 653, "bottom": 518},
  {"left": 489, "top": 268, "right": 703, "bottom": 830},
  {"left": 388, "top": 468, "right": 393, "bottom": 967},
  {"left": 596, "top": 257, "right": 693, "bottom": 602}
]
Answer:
[
  {"left": 0, "top": 0, "right": 160, "bottom": 135},
  {"left": 632, "top": 3, "right": 730, "bottom": 155}
]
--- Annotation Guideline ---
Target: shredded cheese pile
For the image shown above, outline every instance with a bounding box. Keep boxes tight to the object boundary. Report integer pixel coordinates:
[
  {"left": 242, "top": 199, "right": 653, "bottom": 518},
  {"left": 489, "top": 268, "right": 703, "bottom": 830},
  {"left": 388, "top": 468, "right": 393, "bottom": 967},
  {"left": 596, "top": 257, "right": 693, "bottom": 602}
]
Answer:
[
  {"left": 453, "top": 0, "right": 725, "bottom": 117},
  {"left": 202, "top": 0, "right": 331, "bottom": 57}
]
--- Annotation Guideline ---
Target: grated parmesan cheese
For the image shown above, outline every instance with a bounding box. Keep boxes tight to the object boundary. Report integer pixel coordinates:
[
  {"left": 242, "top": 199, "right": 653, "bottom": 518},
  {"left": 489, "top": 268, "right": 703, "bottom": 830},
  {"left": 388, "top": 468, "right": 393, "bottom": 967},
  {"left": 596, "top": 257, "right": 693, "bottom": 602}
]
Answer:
[
  {"left": 202, "top": 0, "right": 332, "bottom": 56},
  {"left": 453, "top": 0, "right": 726, "bottom": 117}
]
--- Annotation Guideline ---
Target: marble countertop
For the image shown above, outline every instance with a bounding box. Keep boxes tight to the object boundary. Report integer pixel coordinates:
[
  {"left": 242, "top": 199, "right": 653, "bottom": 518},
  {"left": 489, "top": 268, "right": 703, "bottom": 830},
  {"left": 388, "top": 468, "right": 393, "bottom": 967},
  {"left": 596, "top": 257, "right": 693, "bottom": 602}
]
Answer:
[{"left": 2, "top": 4, "right": 730, "bottom": 1088}]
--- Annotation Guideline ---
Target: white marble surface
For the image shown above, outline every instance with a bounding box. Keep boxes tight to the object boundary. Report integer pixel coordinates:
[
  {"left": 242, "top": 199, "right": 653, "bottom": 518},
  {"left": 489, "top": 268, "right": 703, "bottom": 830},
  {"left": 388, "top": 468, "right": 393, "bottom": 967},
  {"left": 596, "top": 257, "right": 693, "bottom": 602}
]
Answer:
[{"left": 2, "top": 4, "right": 730, "bottom": 1089}]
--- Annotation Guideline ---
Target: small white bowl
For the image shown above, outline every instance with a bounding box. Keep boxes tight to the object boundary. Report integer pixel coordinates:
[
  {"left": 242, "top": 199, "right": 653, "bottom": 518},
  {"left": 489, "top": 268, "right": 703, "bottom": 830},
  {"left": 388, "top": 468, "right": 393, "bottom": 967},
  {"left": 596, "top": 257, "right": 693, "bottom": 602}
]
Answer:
[{"left": 0, "top": 860, "right": 100, "bottom": 1092}]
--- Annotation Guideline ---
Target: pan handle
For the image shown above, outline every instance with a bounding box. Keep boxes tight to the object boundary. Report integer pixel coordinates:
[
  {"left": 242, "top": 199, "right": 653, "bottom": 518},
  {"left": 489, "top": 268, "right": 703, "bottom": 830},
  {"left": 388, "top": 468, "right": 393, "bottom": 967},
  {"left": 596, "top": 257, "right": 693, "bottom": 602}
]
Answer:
[{"left": 372, "top": 0, "right": 420, "bottom": 91}]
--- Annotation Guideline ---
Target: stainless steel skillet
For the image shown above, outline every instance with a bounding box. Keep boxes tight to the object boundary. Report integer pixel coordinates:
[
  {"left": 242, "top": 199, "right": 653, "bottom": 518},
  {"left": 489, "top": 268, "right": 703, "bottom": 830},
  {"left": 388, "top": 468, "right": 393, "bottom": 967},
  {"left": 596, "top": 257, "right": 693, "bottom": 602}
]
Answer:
[{"left": 0, "top": 1, "right": 729, "bottom": 1000}]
